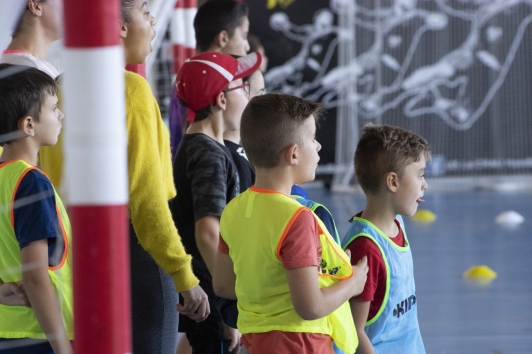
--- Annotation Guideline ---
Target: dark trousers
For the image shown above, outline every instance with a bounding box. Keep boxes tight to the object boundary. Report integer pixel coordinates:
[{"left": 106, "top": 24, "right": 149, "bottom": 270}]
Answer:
[{"left": 130, "top": 223, "right": 178, "bottom": 354}]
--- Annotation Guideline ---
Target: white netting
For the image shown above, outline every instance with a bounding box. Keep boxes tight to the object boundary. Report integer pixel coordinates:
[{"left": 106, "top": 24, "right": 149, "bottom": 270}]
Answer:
[{"left": 255, "top": 0, "right": 532, "bottom": 190}]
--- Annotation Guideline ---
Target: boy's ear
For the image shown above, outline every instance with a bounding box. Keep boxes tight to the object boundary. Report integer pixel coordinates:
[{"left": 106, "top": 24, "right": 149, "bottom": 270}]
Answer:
[
  {"left": 215, "top": 30, "right": 230, "bottom": 49},
  {"left": 119, "top": 20, "right": 128, "bottom": 39},
  {"left": 284, "top": 144, "right": 298, "bottom": 166},
  {"left": 18, "top": 116, "right": 36, "bottom": 138},
  {"left": 214, "top": 91, "right": 227, "bottom": 111},
  {"left": 385, "top": 172, "right": 399, "bottom": 192}
]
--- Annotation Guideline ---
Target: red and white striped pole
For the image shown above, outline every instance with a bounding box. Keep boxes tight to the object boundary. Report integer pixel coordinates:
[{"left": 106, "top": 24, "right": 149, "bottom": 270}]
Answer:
[
  {"left": 184, "top": 0, "right": 197, "bottom": 59},
  {"left": 63, "top": 0, "right": 131, "bottom": 353},
  {"left": 171, "top": 0, "right": 186, "bottom": 74}
]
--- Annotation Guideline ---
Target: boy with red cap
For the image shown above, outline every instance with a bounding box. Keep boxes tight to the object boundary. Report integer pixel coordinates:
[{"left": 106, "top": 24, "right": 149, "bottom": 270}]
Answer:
[{"left": 171, "top": 51, "right": 261, "bottom": 354}]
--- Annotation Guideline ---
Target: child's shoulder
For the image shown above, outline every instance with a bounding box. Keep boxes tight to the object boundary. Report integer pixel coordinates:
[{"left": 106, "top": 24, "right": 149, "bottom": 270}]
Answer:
[
  {"left": 1, "top": 160, "right": 49, "bottom": 182},
  {"left": 124, "top": 69, "right": 148, "bottom": 85},
  {"left": 185, "top": 134, "right": 229, "bottom": 159},
  {"left": 2, "top": 164, "right": 55, "bottom": 204},
  {"left": 19, "top": 168, "right": 54, "bottom": 191}
]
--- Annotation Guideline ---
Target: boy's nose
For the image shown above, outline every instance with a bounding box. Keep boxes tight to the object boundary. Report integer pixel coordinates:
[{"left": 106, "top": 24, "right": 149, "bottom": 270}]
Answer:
[
  {"left": 422, "top": 180, "right": 428, "bottom": 190},
  {"left": 316, "top": 141, "right": 322, "bottom": 152}
]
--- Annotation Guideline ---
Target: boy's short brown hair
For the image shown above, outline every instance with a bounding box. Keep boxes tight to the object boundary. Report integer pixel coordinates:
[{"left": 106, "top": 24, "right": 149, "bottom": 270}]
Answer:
[
  {"left": 355, "top": 124, "right": 431, "bottom": 195},
  {"left": 241, "top": 94, "right": 324, "bottom": 168},
  {"left": 0, "top": 64, "right": 58, "bottom": 146}
]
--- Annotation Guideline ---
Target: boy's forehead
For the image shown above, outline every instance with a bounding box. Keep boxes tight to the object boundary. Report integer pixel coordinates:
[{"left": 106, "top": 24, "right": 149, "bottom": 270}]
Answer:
[
  {"left": 409, "top": 155, "right": 426, "bottom": 168},
  {"left": 44, "top": 93, "right": 59, "bottom": 105},
  {"left": 304, "top": 115, "right": 316, "bottom": 131},
  {"left": 240, "top": 17, "right": 250, "bottom": 30}
]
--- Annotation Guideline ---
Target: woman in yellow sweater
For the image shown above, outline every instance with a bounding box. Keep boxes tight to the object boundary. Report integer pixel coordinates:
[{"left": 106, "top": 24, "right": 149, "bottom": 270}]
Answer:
[
  {"left": 38, "top": 1, "right": 209, "bottom": 353},
  {"left": 120, "top": 1, "right": 209, "bottom": 353}
]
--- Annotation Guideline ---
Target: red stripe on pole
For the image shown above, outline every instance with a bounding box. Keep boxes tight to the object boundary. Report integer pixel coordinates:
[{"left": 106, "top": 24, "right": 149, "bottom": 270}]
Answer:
[
  {"left": 185, "top": 47, "right": 196, "bottom": 60},
  {"left": 184, "top": 0, "right": 196, "bottom": 8},
  {"left": 64, "top": 0, "right": 121, "bottom": 47},
  {"left": 72, "top": 205, "right": 131, "bottom": 353}
]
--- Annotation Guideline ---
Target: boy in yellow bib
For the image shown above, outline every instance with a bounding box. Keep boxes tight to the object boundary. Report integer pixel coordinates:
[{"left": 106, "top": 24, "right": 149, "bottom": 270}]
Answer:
[
  {"left": 213, "top": 94, "right": 369, "bottom": 354},
  {"left": 0, "top": 64, "right": 73, "bottom": 354}
]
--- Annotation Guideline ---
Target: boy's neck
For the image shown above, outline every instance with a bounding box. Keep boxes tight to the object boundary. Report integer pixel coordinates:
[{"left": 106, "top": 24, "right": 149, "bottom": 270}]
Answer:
[
  {"left": 254, "top": 167, "right": 294, "bottom": 196},
  {"left": 187, "top": 113, "right": 225, "bottom": 144},
  {"left": 0, "top": 141, "right": 39, "bottom": 166},
  {"left": 361, "top": 193, "right": 399, "bottom": 238},
  {"left": 223, "top": 130, "right": 240, "bottom": 144},
  {"left": 7, "top": 28, "right": 53, "bottom": 60},
  {"left": 202, "top": 44, "right": 223, "bottom": 54}
]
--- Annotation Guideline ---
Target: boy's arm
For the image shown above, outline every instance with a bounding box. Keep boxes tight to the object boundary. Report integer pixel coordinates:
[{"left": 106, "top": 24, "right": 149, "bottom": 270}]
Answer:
[
  {"left": 281, "top": 210, "right": 368, "bottom": 320},
  {"left": 195, "top": 216, "right": 220, "bottom": 275},
  {"left": 286, "top": 255, "right": 368, "bottom": 321},
  {"left": 21, "top": 239, "right": 73, "bottom": 354},
  {"left": 213, "top": 251, "right": 237, "bottom": 300},
  {"left": 350, "top": 299, "right": 374, "bottom": 354},
  {"left": 188, "top": 140, "right": 236, "bottom": 276}
]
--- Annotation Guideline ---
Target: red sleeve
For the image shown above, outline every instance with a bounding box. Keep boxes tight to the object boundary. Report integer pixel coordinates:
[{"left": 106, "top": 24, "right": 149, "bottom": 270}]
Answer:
[
  {"left": 346, "top": 236, "right": 385, "bottom": 301},
  {"left": 279, "top": 209, "right": 320, "bottom": 270},
  {"left": 218, "top": 234, "right": 229, "bottom": 254}
]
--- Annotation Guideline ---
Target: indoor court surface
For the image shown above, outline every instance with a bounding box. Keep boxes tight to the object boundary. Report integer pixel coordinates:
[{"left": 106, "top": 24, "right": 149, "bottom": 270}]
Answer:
[{"left": 307, "top": 185, "right": 532, "bottom": 354}]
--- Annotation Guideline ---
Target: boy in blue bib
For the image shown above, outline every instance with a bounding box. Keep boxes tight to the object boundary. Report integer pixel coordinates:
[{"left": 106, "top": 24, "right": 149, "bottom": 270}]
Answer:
[{"left": 342, "top": 124, "right": 430, "bottom": 354}]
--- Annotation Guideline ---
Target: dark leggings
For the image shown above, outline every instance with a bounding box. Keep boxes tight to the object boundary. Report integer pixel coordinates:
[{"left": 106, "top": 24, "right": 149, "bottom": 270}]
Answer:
[{"left": 130, "top": 223, "right": 178, "bottom": 354}]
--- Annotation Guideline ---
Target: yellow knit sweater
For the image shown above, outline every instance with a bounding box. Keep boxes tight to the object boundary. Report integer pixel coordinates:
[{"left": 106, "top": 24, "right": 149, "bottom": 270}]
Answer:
[{"left": 39, "top": 70, "right": 198, "bottom": 292}]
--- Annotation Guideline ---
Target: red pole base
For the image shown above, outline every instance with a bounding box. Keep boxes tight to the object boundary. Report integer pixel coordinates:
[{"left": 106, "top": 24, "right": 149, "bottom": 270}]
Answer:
[{"left": 71, "top": 205, "right": 131, "bottom": 354}]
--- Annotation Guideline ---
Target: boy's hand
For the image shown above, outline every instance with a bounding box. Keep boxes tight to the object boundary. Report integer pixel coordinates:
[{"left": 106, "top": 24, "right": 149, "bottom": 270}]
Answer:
[
  {"left": 177, "top": 285, "right": 210, "bottom": 322},
  {"left": 223, "top": 324, "right": 241, "bottom": 353},
  {"left": 0, "top": 282, "right": 30, "bottom": 307},
  {"left": 346, "top": 250, "right": 369, "bottom": 297}
]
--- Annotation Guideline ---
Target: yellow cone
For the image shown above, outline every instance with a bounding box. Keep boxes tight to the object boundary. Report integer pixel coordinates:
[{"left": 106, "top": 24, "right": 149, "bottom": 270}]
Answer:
[
  {"left": 412, "top": 209, "right": 436, "bottom": 223},
  {"left": 463, "top": 265, "right": 497, "bottom": 285}
]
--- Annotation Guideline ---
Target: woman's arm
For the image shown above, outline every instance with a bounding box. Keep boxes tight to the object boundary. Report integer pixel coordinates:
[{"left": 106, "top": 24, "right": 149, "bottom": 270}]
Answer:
[{"left": 125, "top": 74, "right": 199, "bottom": 293}]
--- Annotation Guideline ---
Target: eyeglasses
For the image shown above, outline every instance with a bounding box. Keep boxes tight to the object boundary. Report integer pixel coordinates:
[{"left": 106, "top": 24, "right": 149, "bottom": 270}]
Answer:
[{"left": 225, "top": 83, "right": 251, "bottom": 95}]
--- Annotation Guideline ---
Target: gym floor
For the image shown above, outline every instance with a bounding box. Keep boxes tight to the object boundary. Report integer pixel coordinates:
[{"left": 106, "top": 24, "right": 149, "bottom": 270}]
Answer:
[{"left": 306, "top": 185, "right": 532, "bottom": 354}]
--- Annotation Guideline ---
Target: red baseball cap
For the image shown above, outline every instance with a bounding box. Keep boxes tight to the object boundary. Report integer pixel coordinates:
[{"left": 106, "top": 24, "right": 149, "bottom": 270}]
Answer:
[{"left": 176, "top": 51, "right": 262, "bottom": 122}]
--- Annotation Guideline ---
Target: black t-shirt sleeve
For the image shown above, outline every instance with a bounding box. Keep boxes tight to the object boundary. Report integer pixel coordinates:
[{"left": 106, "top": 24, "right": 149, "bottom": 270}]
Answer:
[
  {"left": 14, "top": 170, "right": 60, "bottom": 249},
  {"left": 186, "top": 143, "right": 231, "bottom": 221},
  {"left": 224, "top": 140, "right": 255, "bottom": 192}
]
